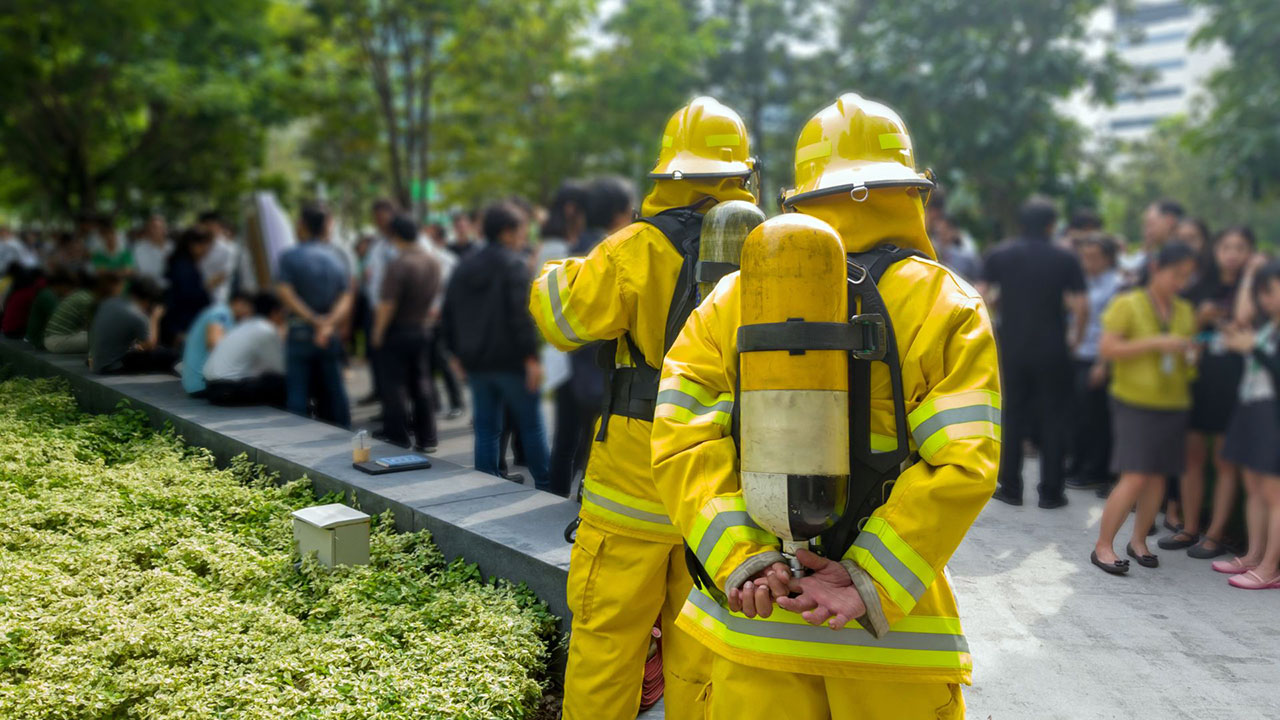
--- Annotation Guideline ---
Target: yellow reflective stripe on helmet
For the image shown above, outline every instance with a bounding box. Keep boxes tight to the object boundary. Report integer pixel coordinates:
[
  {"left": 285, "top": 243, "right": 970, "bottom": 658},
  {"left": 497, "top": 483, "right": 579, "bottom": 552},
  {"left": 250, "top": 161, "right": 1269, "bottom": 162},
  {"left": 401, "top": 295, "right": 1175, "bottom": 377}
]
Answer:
[
  {"left": 908, "top": 390, "right": 1001, "bottom": 462},
  {"left": 845, "top": 517, "right": 935, "bottom": 616},
  {"left": 705, "top": 133, "right": 742, "bottom": 148},
  {"left": 796, "top": 139, "right": 833, "bottom": 164},
  {"left": 580, "top": 477, "right": 680, "bottom": 536},
  {"left": 879, "top": 133, "right": 909, "bottom": 150},
  {"left": 684, "top": 588, "right": 971, "bottom": 669},
  {"left": 655, "top": 377, "right": 734, "bottom": 430},
  {"left": 688, "top": 496, "right": 778, "bottom": 579},
  {"left": 538, "top": 267, "right": 593, "bottom": 347}
]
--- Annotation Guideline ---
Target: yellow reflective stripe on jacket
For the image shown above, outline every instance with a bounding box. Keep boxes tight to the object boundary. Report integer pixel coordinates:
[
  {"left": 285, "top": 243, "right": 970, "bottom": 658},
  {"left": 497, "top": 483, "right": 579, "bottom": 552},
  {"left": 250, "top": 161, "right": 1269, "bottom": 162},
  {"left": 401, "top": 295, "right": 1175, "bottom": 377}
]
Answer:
[
  {"left": 655, "top": 377, "right": 734, "bottom": 430},
  {"left": 580, "top": 477, "right": 681, "bottom": 537},
  {"left": 537, "top": 266, "right": 594, "bottom": 347},
  {"left": 683, "top": 588, "right": 971, "bottom": 669},
  {"left": 845, "top": 516, "right": 936, "bottom": 616},
  {"left": 907, "top": 389, "right": 1001, "bottom": 462},
  {"left": 688, "top": 496, "right": 778, "bottom": 580}
]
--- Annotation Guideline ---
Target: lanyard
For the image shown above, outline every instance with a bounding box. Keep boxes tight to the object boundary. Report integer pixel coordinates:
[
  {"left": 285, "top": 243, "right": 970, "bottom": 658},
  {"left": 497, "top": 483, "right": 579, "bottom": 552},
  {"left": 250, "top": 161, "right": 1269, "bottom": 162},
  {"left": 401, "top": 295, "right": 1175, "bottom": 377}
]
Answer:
[{"left": 1145, "top": 290, "right": 1172, "bottom": 333}]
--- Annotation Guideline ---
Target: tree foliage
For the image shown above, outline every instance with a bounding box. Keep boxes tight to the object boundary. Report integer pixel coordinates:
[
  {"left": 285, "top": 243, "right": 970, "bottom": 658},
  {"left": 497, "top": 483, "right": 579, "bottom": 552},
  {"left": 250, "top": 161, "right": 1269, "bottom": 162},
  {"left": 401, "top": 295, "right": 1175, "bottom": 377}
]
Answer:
[
  {"left": 1189, "top": 0, "right": 1280, "bottom": 196},
  {"left": 0, "top": 0, "right": 308, "bottom": 220},
  {"left": 824, "top": 0, "right": 1125, "bottom": 238}
]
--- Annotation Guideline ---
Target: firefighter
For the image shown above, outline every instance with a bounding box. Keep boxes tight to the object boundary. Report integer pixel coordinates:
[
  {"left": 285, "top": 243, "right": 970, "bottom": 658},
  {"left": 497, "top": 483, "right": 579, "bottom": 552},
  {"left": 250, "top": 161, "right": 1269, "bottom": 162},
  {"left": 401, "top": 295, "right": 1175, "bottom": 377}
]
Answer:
[
  {"left": 650, "top": 92, "right": 1001, "bottom": 718},
  {"left": 529, "top": 96, "right": 758, "bottom": 719}
]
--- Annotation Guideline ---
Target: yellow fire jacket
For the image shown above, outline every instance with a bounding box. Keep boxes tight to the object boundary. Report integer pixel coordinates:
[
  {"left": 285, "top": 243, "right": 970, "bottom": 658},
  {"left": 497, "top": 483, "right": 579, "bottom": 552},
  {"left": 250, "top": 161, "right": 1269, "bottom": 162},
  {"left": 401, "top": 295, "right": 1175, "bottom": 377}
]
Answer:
[
  {"left": 650, "top": 190, "right": 1000, "bottom": 683},
  {"left": 529, "top": 178, "right": 755, "bottom": 544}
]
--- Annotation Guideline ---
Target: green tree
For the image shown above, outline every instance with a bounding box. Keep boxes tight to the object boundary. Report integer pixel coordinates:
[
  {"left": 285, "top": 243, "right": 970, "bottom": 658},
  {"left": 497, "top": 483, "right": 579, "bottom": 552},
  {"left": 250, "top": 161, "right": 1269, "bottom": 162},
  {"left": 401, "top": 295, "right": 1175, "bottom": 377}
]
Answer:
[
  {"left": 824, "top": 0, "right": 1125, "bottom": 240},
  {"left": 309, "top": 0, "right": 590, "bottom": 218},
  {"left": 705, "top": 0, "right": 822, "bottom": 208},
  {"left": 1102, "top": 118, "right": 1280, "bottom": 246},
  {"left": 0, "top": 0, "right": 307, "bottom": 220},
  {"left": 1189, "top": 0, "right": 1280, "bottom": 196}
]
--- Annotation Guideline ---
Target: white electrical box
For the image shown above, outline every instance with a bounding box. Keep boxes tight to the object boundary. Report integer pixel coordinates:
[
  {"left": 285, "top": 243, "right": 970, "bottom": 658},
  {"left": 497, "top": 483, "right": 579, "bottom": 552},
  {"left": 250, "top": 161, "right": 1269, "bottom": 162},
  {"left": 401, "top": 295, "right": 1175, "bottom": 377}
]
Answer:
[{"left": 291, "top": 503, "right": 371, "bottom": 568}]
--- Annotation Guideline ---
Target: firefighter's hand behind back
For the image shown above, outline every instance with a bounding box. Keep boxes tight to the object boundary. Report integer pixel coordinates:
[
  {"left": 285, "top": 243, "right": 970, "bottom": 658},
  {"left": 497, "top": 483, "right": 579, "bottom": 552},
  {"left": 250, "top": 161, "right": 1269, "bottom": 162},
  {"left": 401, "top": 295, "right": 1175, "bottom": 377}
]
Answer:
[
  {"left": 727, "top": 561, "right": 792, "bottom": 618},
  {"left": 777, "top": 549, "right": 867, "bottom": 630}
]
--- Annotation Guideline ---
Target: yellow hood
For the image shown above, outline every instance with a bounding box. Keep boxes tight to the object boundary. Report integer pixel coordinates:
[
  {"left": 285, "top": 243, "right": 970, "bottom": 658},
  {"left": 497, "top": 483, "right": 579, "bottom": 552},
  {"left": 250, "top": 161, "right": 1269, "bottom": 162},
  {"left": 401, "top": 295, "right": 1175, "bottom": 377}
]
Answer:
[
  {"left": 791, "top": 188, "right": 936, "bottom": 259},
  {"left": 641, "top": 177, "right": 756, "bottom": 217}
]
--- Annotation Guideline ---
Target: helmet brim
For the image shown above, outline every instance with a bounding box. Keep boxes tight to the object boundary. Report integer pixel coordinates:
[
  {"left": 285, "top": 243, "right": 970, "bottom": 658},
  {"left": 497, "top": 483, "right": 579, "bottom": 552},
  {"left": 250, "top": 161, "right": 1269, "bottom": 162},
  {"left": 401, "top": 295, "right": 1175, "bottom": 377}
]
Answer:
[
  {"left": 649, "top": 154, "right": 753, "bottom": 180},
  {"left": 782, "top": 161, "right": 933, "bottom": 208}
]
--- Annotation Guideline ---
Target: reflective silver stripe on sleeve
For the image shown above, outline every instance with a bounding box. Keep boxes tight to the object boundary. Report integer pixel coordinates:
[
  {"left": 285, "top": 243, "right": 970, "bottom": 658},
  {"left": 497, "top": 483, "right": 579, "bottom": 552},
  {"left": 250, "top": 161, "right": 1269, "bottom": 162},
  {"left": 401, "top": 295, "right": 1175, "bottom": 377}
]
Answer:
[
  {"left": 655, "top": 388, "right": 734, "bottom": 415},
  {"left": 851, "top": 530, "right": 929, "bottom": 600},
  {"left": 546, "top": 268, "right": 586, "bottom": 345},
  {"left": 694, "top": 510, "right": 763, "bottom": 566},
  {"left": 910, "top": 404, "right": 1001, "bottom": 447}
]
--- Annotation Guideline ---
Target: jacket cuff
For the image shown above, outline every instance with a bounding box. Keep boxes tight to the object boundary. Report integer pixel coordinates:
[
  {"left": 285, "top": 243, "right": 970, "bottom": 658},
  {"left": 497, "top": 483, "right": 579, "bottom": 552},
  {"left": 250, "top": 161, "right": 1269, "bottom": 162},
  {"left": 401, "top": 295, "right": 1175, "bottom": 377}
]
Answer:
[
  {"left": 725, "top": 550, "right": 786, "bottom": 592},
  {"left": 841, "top": 559, "right": 890, "bottom": 638}
]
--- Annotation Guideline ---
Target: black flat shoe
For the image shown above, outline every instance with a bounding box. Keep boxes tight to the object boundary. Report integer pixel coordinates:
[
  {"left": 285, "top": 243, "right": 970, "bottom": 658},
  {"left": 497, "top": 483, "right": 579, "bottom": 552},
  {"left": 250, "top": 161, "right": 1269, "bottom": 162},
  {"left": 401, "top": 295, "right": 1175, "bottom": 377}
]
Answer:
[
  {"left": 1157, "top": 532, "right": 1199, "bottom": 550},
  {"left": 499, "top": 471, "right": 525, "bottom": 484},
  {"left": 1038, "top": 495, "right": 1068, "bottom": 510},
  {"left": 1126, "top": 544, "right": 1159, "bottom": 568},
  {"left": 1091, "top": 551, "right": 1129, "bottom": 575},
  {"left": 992, "top": 488, "right": 1023, "bottom": 506}
]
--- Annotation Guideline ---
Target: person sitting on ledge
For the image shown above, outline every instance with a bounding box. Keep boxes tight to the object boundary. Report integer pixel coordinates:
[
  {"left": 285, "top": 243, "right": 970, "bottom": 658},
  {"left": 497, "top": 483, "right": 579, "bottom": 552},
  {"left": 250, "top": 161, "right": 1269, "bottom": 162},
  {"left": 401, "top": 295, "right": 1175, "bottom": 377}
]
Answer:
[
  {"left": 203, "top": 291, "right": 287, "bottom": 407},
  {"left": 88, "top": 276, "right": 177, "bottom": 375},
  {"left": 44, "top": 271, "right": 123, "bottom": 355}
]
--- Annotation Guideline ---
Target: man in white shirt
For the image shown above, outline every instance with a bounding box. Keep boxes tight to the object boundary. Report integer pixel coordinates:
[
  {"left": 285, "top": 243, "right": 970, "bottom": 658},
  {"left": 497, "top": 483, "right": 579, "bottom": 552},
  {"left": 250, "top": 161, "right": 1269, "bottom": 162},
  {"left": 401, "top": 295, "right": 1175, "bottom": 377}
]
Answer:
[
  {"left": 198, "top": 211, "right": 239, "bottom": 305},
  {"left": 203, "top": 292, "right": 287, "bottom": 406},
  {"left": 132, "top": 214, "right": 172, "bottom": 286}
]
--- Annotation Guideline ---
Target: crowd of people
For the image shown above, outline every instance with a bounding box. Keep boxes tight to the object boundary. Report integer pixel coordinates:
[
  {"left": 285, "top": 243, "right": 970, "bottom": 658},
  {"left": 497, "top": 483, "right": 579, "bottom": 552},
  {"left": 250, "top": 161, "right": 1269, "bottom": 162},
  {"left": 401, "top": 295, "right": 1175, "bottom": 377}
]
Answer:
[
  {"left": 972, "top": 195, "right": 1280, "bottom": 590},
  {"left": 0, "top": 175, "right": 638, "bottom": 502},
  {"left": 5, "top": 180, "right": 1279, "bottom": 593}
]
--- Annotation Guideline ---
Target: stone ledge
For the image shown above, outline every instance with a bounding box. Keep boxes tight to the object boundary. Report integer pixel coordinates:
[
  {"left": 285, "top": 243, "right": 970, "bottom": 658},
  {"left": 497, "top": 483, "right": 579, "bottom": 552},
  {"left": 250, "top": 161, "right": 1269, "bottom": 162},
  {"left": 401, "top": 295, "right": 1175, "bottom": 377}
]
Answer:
[{"left": 0, "top": 339, "right": 577, "bottom": 635}]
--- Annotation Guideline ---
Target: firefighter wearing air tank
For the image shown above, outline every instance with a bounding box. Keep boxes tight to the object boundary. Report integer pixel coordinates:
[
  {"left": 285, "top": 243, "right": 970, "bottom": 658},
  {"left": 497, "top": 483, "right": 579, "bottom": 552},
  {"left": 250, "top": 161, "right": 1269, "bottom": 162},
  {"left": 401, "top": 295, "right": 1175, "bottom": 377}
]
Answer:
[
  {"left": 529, "top": 97, "right": 759, "bottom": 719},
  {"left": 651, "top": 93, "right": 1001, "bottom": 719}
]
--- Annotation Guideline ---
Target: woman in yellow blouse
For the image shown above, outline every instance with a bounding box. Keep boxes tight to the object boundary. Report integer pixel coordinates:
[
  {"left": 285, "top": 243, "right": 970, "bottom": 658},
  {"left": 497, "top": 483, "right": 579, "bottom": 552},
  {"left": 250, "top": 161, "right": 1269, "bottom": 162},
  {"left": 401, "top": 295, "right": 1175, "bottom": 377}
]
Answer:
[{"left": 1092, "top": 243, "right": 1200, "bottom": 574}]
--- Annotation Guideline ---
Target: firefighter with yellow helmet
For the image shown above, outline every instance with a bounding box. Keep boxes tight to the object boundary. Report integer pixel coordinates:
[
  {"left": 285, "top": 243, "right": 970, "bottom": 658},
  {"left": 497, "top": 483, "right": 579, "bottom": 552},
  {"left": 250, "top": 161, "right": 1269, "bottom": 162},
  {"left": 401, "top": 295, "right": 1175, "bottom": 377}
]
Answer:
[
  {"left": 651, "top": 93, "right": 1000, "bottom": 718},
  {"left": 529, "top": 96, "right": 759, "bottom": 718}
]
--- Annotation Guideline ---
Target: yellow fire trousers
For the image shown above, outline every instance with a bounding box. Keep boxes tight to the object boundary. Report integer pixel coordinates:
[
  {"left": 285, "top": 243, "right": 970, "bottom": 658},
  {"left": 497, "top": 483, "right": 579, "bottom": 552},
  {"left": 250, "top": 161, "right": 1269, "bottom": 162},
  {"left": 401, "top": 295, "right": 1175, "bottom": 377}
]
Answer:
[
  {"left": 562, "top": 518, "right": 709, "bottom": 720},
  {"left": 704, "top": 652, "right": 965, "bottom": 719}
]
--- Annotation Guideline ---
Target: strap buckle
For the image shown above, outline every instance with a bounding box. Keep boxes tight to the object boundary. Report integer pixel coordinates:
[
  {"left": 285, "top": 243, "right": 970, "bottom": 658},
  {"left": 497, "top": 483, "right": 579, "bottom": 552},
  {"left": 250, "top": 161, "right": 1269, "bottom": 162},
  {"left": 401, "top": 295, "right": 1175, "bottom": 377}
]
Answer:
[{"left": 849, "top": 314, "right": 886, "bottom": 361}]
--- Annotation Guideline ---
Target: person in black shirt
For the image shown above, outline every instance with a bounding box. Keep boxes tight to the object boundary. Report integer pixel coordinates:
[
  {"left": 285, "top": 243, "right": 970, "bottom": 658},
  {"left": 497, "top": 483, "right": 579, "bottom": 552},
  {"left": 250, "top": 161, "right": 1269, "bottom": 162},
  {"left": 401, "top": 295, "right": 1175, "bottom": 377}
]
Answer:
[
  {"left": 980, "top": 196, "right": 1088, "bottom": 508},
  {"left": 441, "top": 201, "right": 550, "bottom": 491}
]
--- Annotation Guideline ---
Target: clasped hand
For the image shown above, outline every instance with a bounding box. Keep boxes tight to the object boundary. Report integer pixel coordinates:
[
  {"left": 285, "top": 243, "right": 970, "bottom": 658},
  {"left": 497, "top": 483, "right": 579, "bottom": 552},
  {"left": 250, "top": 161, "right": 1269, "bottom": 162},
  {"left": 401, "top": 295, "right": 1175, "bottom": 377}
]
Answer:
[{"left": 726, "top": 548, "right": 867, "bottom": 630}]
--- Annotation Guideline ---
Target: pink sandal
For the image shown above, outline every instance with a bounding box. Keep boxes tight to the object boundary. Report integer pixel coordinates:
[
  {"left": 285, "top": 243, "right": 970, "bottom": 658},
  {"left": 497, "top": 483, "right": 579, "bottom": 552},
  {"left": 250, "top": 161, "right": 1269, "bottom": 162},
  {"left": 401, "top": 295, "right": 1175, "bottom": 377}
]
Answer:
[
  {"left": 1228, "top": 569, "right": 1280, "bottom": 590},
  {"left": 1212, "top": 557, "right": 1256, "bottom": 575}
]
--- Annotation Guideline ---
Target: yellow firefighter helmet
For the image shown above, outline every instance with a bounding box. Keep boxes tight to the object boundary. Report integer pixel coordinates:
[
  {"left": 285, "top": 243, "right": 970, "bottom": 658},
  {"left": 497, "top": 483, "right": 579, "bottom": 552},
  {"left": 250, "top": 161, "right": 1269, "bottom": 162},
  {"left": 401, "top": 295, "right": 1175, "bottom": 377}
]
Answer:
[
  {"left": 782, "top": 93, "right": 933, "bottom": 208},
  {"left": 649, "top": 96, "right": 756, "bottom": 180}
]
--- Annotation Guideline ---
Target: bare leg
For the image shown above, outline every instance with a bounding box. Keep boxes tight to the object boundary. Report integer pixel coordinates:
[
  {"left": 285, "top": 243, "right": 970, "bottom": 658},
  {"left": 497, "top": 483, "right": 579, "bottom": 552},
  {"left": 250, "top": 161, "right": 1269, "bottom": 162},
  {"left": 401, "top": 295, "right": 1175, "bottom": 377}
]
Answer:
[
  {"left": 1255, "top": 476, "right": 1280, "bottom": 578},
  {"left": 1180, "top": 433, "right": 1208, "bottom": 535},
  {"left": 1131, "top": 474, "right": 1166, "bottom": 556},
  {"left": 1203, "top": 441, "right": 1239, "bottom": 544},
  {"left": 1095, "top": 473, "right": 1145, "bottom": 565},
  {"left": 1240, "top": 471, "right": 1268, "bottom": 567}
]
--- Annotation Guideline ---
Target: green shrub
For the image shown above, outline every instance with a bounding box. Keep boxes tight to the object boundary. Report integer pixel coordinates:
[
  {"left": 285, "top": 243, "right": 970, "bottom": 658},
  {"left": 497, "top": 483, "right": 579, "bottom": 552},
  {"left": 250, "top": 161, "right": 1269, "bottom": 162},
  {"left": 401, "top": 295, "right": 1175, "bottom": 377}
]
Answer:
[{"left": 0, "top": 378, "right": 556, "bottom": 719}]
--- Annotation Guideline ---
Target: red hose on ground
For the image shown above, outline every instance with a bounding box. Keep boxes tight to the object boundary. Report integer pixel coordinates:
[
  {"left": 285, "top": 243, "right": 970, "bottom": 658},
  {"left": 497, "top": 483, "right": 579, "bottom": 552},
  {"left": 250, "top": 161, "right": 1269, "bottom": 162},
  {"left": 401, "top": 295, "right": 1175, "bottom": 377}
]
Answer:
[{"left": 639, "top": 622, "right": 664, "bottom": 712}]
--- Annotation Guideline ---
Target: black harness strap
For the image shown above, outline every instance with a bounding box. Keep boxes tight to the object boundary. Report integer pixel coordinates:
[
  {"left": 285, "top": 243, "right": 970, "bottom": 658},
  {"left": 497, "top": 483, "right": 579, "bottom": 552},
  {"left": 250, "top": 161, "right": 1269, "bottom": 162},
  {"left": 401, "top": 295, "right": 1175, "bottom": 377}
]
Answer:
[
  {"left": 687, "top": 243, "right": 923, "bottom": 589},
  {"left": 820, "top": 245, "right": 921, "bottom": 559},
  {"left": 595, "top": 204, "right": 705, "bottom": 442}
]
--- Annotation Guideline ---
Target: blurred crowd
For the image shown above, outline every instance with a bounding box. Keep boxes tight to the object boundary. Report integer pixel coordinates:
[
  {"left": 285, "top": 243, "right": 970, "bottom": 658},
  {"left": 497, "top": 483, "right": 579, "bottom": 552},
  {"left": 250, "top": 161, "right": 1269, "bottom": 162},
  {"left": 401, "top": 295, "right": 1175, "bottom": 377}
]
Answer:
[
  {"left": 0, "top": 175, "right": 638, "bottom": 502},
  {"left": 5, "top": 181, "right": 1279, "bottom": 591},
  {"left": 965, "top": 194, "right": 1280, "bottom": 590}
]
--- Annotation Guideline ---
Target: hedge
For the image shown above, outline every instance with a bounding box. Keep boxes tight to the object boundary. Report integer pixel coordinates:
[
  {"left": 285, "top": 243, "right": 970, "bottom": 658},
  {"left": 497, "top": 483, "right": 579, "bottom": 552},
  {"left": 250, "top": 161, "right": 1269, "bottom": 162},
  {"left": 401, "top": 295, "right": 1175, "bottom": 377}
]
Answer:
[{"left": 0, "top": 378, "right": 556, "bottom": 719}]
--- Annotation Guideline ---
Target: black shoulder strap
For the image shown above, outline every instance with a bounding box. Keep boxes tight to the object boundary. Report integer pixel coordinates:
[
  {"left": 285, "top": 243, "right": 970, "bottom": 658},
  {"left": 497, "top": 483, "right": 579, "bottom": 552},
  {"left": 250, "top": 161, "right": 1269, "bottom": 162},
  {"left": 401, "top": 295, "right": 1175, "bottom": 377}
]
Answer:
[
  {"left": 638, "top": 204, "right": 706, "bottom": 354},
  {"left": 821, "top": 244, "right": 922, "bottom": 557},
  {"left": 595, "top": 204, "right": 706, "bottom": 442}
]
